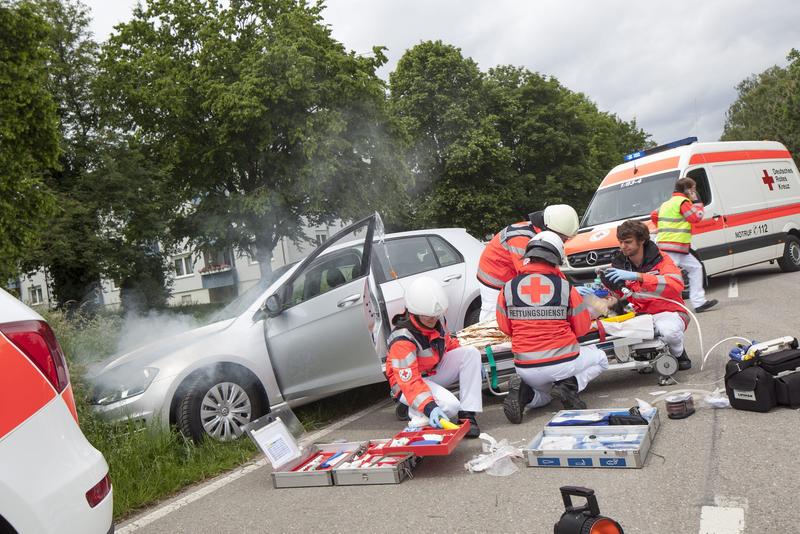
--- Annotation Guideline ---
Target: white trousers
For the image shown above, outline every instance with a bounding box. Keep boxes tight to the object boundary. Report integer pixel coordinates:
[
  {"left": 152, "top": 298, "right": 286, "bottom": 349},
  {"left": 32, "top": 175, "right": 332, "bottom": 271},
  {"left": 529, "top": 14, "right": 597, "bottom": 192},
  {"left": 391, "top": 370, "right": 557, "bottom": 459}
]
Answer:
[
  {"left": 516, "top": 345, "right": 609, "bottom": 409},
  {"left": 400, "top": 346, "right": 484, "bottom": 419},
  {"left": 479, "top": 284, "right": 501, "bottom": 322},
  {"left": 653, "top": 311, "right": 686, "bottom": 358},
  {"left": 664, "top": 251, "right": 706, "bottom": 308}
]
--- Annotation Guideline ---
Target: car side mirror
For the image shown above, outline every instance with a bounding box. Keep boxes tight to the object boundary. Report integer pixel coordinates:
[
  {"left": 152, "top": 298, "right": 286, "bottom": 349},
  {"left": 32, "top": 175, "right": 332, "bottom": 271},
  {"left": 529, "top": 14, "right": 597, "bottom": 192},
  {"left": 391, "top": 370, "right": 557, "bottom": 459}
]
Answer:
[{"left": 264, "top": 293, "right": 283, "bottom": 317}]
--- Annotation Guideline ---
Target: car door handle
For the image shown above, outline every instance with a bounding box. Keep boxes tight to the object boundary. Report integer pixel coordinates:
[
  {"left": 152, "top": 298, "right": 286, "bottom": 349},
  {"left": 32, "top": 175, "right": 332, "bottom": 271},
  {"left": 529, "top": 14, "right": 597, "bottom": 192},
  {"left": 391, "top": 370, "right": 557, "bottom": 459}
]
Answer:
[
  {"left": 442, "top": 274, "right": 462, "bottom": 282},
  {"left": 337, "top": 294, "right": 361, "bottom": 308}
]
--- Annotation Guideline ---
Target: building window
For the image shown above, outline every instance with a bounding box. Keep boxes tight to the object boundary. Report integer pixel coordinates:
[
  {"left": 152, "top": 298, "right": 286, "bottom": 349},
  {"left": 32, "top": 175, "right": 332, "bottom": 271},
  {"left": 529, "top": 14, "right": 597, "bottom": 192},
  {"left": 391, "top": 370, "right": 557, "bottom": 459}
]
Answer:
[
  {"left": 181, "top": 294, "right": 193, "bottom": 305},
  {"left": 174, "top": 256, "right": 194, "bottom": 278},
  {"left": 201, "top": 249, "right": 232, "bottom": 273},
  {"left": 29, "top": 285, "right": 43, "bottom": 305},
  {"left": 315, "top": 232, "right": 328, "bottom": 246}
]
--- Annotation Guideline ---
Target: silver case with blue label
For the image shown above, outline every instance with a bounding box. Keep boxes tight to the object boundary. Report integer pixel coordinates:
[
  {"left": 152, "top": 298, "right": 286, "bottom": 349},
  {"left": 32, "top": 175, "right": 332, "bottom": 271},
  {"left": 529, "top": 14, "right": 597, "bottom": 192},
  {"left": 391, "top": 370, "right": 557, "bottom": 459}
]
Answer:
[{"left": 525, "top": 408, "right": 660, "bottom": 469}]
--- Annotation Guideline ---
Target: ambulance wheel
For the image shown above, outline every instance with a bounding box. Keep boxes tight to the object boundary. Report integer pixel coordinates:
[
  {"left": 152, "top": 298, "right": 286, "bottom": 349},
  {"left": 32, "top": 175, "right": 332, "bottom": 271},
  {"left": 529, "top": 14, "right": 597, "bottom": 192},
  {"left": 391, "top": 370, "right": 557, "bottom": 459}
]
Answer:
[
  {"left": 777, "top": 235, "right": 800, "bottom": 272},
  {"left": 178, "top": 371, "right": 264, "bottom": 443}
]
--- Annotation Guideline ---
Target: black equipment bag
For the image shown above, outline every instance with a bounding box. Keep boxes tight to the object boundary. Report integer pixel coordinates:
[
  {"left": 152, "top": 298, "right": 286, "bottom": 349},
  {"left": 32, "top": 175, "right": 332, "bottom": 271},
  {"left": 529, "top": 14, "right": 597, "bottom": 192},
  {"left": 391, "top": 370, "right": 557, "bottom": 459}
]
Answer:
[
  {"left": 756, "top": 348, "right": 800, "bottom": 375},
  {"left": 724, "top": 360, "right": 776, "bottom": 413},
  {"left": 775, "top": 372, "right": 800, "bottom": 408}
]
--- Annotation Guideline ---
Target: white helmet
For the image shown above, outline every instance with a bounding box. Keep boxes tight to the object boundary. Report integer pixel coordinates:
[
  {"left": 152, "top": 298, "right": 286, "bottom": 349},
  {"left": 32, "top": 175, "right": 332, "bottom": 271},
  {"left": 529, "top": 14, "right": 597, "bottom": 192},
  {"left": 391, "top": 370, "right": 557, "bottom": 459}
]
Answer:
[
  {"left": 405, "top": 277, "right": 449, "bottom": 317},
  {"left": 543, "top": 204, "right": 579, "bottom": 238},
  {"left": 524, "top": 231, "right": 565, "bottom": 266}
]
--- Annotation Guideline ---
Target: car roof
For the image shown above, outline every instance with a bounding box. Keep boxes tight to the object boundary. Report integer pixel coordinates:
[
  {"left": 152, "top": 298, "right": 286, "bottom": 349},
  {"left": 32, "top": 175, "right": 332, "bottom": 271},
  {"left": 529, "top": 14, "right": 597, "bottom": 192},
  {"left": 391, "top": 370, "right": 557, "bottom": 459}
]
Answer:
[{"left": 0, "top": 288, "right": 43, "bottom": 324}]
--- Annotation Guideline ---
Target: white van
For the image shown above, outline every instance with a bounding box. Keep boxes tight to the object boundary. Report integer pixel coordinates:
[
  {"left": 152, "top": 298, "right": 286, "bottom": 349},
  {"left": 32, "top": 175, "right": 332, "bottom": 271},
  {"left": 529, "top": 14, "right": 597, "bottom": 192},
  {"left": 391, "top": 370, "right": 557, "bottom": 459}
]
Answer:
[{"left": 564, "top": 138, "right": 800, "bottom": 281}]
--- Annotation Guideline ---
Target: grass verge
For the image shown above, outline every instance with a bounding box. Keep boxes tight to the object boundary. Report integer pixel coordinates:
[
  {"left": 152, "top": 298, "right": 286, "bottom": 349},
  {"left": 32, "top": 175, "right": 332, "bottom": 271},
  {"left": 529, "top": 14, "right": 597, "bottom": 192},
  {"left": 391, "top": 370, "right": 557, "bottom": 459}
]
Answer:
[{"left": 46, "top": 309, "right": 387, "bottom": 520}]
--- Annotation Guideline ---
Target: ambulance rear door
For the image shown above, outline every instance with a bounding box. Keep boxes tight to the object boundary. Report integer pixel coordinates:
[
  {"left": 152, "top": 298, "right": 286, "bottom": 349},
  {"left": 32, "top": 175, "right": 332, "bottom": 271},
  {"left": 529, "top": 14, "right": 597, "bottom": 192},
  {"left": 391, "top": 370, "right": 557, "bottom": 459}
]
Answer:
[
  {"left": 684, "top": 166, "right": 731, "bottom": 276},
  {"left": 708, "top": 161, "right": 773, "bottom": 269}
]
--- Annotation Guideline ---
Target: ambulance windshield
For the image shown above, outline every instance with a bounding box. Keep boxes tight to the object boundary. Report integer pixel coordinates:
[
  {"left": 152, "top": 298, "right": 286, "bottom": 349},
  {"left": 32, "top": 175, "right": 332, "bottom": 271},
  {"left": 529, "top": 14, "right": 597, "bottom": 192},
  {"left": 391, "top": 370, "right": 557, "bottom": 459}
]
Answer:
[{"left": 581, "top": 170, "right": 680, "bottom": 228}]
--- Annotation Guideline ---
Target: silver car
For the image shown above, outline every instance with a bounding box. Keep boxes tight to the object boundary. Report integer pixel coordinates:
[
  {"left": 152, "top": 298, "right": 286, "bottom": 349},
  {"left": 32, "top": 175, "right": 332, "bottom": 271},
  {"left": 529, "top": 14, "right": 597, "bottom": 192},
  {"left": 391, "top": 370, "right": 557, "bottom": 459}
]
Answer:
[{"left": 90, "top": 215, "right": 484, "bottom": 442}]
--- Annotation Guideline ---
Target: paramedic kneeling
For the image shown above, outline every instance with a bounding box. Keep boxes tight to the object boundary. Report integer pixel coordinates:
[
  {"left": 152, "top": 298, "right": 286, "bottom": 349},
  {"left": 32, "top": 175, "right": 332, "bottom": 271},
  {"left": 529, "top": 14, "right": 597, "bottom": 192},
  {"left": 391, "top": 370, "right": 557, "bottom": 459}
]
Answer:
[
  {"left": 602, "top": 219, "right": 692, "bottom": 370},
  {"left": 386, "top": 276, "right": 483, "bottom": 437},
  {"left": 477, "top": 205, "right": 580, "bottom": 321},
  {"left": 497, "top": 232, "right": 609, "bottom": 424}
]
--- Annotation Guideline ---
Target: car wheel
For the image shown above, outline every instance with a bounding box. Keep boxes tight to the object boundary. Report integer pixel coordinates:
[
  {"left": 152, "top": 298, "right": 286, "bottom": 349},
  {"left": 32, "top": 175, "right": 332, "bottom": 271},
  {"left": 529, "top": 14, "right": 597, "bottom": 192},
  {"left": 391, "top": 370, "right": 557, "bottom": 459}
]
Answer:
[
  {"left": 178, "top": 373, "right": 264, "bottom": 443},
  {"left": 777, "top": 235, "right": 800, "bottom": 272},
  {"left": 464, "top": 302, "right": 481, "bottom": 327}
]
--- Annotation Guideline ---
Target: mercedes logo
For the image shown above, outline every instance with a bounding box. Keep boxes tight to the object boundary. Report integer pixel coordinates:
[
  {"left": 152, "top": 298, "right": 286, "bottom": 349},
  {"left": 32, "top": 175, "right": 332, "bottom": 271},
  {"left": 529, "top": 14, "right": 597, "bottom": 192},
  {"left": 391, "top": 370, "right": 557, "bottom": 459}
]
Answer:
[{"left": 586, "top": 251, "right": 599, "bottom": 265}]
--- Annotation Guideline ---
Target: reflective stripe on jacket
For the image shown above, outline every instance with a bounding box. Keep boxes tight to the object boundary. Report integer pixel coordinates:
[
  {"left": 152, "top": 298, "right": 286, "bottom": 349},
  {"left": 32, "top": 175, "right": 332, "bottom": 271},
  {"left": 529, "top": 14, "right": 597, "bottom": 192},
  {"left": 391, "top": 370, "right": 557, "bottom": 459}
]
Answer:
[
  {"left": 477, "top": 222, "right": 540, "bottom": 289},
  {"left": 608, "top": 241, "right": 689, "bottom": 325},
  {"left": 656, "top": 194, "right": 694, "bottom": 254},
  {"left": 495, "top": 262, "right": 591, "bottom": 368},
  {"left": 385, "top": 314, "right": 460, "bottom": 415}
]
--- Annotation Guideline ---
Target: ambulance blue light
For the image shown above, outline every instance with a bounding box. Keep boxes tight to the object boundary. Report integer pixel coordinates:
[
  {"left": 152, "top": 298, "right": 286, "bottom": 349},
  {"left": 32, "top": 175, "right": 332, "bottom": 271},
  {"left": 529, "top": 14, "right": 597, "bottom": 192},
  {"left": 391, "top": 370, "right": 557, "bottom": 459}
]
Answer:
[{"left": 623, "top": 136, "right": 698, "bottom": 162}]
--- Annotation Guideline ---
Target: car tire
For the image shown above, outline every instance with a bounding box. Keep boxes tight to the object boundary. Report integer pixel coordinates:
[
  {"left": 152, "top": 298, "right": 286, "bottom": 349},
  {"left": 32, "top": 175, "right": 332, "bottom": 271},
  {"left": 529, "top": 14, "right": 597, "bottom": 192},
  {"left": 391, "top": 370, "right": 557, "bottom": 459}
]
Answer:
[
  {"left": 464, "top": 303, "right": 481, "bottom": 327},
  {"left": 777, "top": 235, "right": 800, "bottom": 272},
  {"left": 178, "top": 372, "right": 264, "bottom": 443}
]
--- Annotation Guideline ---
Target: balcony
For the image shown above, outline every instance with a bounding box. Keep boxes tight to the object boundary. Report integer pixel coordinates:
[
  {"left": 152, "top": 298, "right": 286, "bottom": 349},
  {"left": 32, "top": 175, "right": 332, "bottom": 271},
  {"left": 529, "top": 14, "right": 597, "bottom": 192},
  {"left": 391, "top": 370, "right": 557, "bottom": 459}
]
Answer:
[{"left": 200, "top": 264, "right": 236, "bottom": 289}]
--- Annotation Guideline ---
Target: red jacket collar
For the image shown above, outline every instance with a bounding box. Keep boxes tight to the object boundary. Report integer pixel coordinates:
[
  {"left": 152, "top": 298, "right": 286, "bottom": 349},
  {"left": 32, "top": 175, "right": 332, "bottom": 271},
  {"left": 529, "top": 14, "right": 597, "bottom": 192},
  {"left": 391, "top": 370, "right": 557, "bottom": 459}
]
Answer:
[
  {"left": 672, "top": 192, "right": 690, "bottom": 200},
  {"left": 409, "top": 314, "right": 443, "bottom": 337}
]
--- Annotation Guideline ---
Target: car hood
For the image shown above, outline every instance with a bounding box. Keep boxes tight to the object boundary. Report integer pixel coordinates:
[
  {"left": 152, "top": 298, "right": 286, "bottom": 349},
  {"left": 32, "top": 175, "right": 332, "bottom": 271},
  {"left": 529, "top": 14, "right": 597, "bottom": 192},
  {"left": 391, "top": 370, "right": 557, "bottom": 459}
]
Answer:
[
  {"left": 566, "top": 220, "right": 656, "bottom": 255},
  {"left": 90, "top": 318, "right": 237, "bottom": 376}
]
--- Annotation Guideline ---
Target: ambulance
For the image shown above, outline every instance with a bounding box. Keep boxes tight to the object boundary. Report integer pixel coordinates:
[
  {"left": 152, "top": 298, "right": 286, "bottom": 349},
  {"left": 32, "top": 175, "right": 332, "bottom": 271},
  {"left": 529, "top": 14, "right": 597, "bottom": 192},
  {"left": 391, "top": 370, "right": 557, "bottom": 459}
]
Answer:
[
  {"left": 0, "top": 289, "right": 113, "bottom": 534},
  {"left": 564, "top": 137, "right": 800, "bottom": 282}
]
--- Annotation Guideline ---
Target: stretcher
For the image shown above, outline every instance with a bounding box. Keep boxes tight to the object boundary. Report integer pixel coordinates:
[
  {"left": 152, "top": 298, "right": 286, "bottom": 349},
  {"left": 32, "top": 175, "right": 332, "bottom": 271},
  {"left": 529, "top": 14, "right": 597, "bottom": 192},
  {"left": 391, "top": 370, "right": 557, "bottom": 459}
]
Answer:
[{"left": 477, "top": 314, "right": 679, "bottom": 395}]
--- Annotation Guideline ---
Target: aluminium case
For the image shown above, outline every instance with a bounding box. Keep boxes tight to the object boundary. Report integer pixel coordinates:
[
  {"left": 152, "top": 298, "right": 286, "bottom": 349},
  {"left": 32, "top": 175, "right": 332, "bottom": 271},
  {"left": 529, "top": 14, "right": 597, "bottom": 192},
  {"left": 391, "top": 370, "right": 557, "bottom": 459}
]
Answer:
[{"left": 525, "top": 408, "right": 661, "bottom": 469}]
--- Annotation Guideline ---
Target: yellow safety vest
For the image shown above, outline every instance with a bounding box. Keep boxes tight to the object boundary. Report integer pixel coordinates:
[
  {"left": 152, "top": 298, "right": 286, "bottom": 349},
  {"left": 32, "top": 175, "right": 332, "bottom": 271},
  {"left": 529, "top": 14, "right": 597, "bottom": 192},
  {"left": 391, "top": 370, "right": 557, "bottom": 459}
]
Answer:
[{"left": 657, "top": 195, "right": 692, "bottom": 245}]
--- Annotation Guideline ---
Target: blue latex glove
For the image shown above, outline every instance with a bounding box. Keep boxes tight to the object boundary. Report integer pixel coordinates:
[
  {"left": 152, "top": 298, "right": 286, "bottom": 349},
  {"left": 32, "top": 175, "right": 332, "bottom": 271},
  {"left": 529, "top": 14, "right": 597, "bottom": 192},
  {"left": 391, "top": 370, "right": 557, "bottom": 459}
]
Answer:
[
  {"left": 428, "top": 407, "right": 450, "bottom": 429},
  {"left": 605, "top": 268, "right": 639, "bottom": 283},
  {"left": 576, "top": 286, "right": 594, "bottom": 296}
]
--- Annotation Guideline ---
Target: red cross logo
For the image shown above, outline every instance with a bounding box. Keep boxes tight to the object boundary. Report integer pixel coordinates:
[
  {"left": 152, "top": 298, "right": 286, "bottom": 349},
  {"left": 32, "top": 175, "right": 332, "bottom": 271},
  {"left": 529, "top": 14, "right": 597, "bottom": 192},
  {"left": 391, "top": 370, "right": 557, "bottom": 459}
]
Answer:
[
  {"left": 520, "top": 277, "right": 553, "bottom": 304},
  {"left": 762, "top": 169, "right": 775, "bottom": 191}
]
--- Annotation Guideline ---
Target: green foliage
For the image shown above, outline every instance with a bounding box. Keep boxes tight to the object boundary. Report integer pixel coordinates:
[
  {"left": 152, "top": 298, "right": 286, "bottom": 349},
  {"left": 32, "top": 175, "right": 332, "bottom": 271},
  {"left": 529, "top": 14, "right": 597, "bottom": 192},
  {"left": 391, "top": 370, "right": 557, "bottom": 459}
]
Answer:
[
  {"left": 0, "top": 1, "right": 59, "bottom": 282},
  {"left": 98, "top": 0, "right": 410, "bottom": 277},
  {"left": 389, "top": 41, "right": 651, "bottom": 238},
  {"left": 722, "top": 49, "right": 800, "bottom": 157}
]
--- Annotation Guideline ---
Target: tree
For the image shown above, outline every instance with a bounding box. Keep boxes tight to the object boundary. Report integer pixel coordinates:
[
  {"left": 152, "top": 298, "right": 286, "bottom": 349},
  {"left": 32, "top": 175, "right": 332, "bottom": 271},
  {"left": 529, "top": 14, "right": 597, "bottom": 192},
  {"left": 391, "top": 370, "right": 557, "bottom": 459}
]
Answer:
[
  {"left": 0, "top": 1, "right": 59, "bottom": 283},
  {"left": 98, "top": 0, "right": 409, "bottom": 279},
  {"left": 722, "top": 49, "right": 800, "bottom": 157},
  {"left": 389, "top": 42, "right": 650, "bottom": 239}
]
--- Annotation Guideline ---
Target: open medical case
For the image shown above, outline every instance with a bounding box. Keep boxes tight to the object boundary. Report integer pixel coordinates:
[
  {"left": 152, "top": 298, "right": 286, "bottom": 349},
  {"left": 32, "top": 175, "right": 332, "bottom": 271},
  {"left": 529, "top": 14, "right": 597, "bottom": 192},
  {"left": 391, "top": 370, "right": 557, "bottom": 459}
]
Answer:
[
  {"left": 524, "top": 408, "right": 661, "bottom": 469},
  {"left": 245, "top": 414, "right": 420, "bottom": 488}
]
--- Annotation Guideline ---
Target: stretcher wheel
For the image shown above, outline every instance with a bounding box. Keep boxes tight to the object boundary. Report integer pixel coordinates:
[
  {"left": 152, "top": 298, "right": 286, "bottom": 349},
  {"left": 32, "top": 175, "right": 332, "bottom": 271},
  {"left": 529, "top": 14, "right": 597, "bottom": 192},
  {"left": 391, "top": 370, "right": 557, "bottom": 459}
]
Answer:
[{"left": 654, "top": 354, "right": 678, "bottom": 377}]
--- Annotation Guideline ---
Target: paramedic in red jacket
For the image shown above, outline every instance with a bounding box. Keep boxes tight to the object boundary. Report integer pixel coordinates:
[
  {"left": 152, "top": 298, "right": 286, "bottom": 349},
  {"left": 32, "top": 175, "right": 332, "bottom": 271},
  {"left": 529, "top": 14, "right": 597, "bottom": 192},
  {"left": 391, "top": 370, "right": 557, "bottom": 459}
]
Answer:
[
  {"left": 477, "top": 205, "right": 580, "bottom": 321},
  {"left": 601, "top": 219, "right": 692, "bottom": 369},
  {"left": 497, "top": 232, "right": 609, "bottom": 424},
  {"left": 386, "top": 276, "right": 482, "bottom": 437}
]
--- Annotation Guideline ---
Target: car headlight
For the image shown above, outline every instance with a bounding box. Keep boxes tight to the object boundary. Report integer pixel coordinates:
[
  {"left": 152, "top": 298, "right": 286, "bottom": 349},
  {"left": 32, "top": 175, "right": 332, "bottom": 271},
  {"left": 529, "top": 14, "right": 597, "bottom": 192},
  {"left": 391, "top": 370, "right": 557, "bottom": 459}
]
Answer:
[{"left": 91, "top": 366, "right": 159, "bottom": 405}]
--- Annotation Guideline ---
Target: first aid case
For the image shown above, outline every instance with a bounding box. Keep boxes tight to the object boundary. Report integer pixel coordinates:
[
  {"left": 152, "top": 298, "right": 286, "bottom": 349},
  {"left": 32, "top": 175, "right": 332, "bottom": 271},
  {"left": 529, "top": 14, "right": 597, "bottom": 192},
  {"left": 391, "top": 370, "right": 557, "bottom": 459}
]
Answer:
[
  {"left": 245, "top": 415, "right": 419, "bottom": 489},
  {"left": 332, "top": 440, "right": 417, "bottom": 486},
  {"left": 381, "top": 420, "right": 471, "bottom": 456},
  {"left": 525, "top": 408, "right": 660, "bottom": 469}
]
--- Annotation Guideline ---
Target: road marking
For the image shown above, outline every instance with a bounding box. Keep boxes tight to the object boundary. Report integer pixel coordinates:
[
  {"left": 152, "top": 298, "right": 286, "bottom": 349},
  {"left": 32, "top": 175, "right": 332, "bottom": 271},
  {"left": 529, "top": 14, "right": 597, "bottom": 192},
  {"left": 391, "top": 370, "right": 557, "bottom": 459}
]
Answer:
[
  {"left": 117, "top": 399, "right": 391, "bottom": 533},
  {"left": 699, "top": 497, "right": 746, "bottom": 534},
  {"left": 728, "top": 277, "right": 738, "bottom": 298}
]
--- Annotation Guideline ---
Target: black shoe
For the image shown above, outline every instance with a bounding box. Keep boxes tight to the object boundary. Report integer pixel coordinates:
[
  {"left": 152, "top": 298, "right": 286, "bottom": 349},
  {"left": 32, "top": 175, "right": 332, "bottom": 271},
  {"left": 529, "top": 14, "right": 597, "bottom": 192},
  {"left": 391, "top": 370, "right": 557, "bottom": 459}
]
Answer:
[
  {"left": 503, "top": 375, "right": 534, "bottom": 424},
  {"left": 676, "top": 351, "right": 692, "bottom": 371},
  {"left": 695, "top": 299, "right": 718, "bottom": 313},
  {"left": 550, "top": 377, "right": 587, "bottom": 410},
  {"left": 457, "top": 411, "right": 481, "bottom": 438},
  {"left": 395, "top": 402, "right": 410, "bottom": 421}
]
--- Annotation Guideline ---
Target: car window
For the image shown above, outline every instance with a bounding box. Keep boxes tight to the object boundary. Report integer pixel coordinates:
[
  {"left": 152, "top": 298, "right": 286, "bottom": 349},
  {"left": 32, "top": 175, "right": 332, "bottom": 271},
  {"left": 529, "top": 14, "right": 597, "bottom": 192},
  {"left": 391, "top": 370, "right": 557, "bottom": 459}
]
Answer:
[
  {"left": 686, "top": 167, "right": 712, "bottom": 205},
  {"left": 381, "top": 236, "right": 440, "bottom": 279},
  {"left": 287, "top": 248, "right": 363, "bottom": 306},
  {"left": 429, "top": 235, "right": 462, "bottom": 267}
]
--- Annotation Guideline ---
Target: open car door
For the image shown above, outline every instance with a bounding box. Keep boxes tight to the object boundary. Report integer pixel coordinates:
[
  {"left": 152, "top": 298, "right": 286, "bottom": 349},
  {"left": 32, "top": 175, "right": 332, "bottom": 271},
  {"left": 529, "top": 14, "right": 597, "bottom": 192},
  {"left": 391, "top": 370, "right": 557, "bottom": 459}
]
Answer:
[{"left": 262, "top": 214, "right": 387, "bottom": 401}]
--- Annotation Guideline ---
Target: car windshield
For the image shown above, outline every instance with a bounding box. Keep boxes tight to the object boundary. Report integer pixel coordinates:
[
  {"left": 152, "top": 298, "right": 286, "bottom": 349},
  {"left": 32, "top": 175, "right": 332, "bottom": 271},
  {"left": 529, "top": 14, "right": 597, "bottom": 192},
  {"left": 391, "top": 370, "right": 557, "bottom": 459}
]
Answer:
[
  {"left": 581, "top": 170, "right": 680, "bottom": 228},
  {"left": 208, "top": 262, "right": 296, "bottom": 323}
]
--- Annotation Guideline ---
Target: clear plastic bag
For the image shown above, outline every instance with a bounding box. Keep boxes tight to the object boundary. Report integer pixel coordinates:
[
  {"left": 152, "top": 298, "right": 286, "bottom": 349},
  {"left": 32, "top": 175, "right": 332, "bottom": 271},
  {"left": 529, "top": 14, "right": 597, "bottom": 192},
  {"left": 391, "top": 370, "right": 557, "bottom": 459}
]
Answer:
[{"left": 465, "top": 433, "right": 523, "bottom": 476}]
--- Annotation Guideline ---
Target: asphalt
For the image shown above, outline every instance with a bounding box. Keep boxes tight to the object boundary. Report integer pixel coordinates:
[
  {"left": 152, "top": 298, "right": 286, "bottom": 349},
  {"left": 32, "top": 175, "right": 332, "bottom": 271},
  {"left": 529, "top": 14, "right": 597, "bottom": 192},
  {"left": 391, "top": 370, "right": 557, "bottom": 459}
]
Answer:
[{"left": 119, "top": 264, "right": 800, "bottom": 534}]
